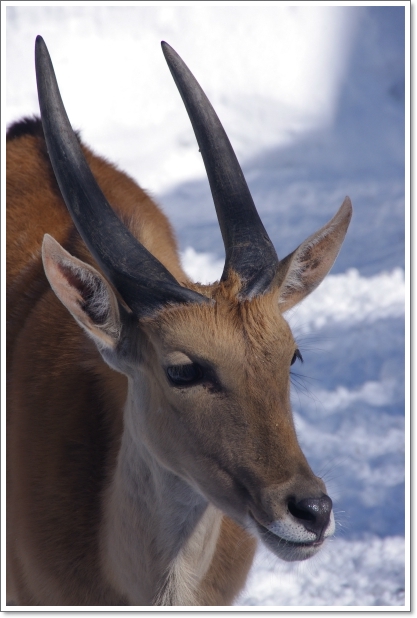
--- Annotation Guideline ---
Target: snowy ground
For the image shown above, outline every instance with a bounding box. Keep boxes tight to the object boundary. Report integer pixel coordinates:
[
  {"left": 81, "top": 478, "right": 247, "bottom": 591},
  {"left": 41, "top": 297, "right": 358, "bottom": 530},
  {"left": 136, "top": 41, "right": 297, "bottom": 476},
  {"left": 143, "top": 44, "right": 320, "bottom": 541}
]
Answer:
[{"left": 4, "top": 4, "right": 408, "bottom": 609}]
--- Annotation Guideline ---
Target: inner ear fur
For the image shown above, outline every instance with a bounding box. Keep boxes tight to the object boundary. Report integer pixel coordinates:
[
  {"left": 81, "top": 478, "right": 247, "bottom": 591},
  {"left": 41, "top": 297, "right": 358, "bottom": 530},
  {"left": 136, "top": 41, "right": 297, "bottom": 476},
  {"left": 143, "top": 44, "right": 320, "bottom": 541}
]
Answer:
[
  {"left": 42, "top": 234, "right": 122, "bottom": 349},
  {"left": 276, "top": 197, "right": 352, "bottom": 312}
]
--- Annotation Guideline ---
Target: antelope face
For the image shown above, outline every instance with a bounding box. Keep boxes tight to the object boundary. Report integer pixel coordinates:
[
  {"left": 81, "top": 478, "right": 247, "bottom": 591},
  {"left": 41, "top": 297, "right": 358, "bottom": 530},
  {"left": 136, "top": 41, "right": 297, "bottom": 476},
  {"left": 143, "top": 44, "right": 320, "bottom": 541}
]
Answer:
[
  {"left": 37, "top": 37, "right": 349, "bottom": 565},
  {"left": 135, "top": 286, "right": 335, "bottom": 562}
]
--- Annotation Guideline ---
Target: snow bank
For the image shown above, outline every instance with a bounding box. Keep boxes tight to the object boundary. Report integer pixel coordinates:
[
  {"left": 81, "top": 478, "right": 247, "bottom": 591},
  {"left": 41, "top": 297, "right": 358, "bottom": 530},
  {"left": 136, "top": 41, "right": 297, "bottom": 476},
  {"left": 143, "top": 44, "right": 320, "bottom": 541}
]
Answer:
[
  {"left": 287, "top": 268, "right": 405, "bottom": 332},
  {"left": 239, "top": 536, "right": 405, "bottom": 607},
  {"left": 6, "top": 5, "right": 359, "bottom": 194}
]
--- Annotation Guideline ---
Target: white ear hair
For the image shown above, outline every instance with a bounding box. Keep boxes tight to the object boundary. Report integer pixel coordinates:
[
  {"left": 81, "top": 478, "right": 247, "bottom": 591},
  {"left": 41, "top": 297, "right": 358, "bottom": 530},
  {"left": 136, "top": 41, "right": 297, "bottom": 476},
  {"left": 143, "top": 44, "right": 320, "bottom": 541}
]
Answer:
[
  {"left": 277, "top": 197, "right": 352, "bottom": 312},
  {"left": 42, "top": 234, "right": 121, "bottom": 349}
]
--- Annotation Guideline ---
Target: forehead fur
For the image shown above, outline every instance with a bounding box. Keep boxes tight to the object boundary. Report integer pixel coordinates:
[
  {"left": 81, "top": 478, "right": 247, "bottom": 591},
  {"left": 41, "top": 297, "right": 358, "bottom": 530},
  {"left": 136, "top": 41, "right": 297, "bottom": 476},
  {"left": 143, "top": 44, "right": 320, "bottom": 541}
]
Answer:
[{"left": 143, "top": 276, "right": 295, "bottom": 367}]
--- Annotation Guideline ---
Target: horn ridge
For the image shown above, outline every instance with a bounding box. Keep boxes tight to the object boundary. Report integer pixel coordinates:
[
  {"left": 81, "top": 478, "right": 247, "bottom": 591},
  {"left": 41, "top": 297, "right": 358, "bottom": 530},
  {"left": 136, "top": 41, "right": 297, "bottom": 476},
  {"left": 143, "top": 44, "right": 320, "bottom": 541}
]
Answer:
[
  {"left": 35, "top": 35, "right": 208, "bottom": 315},
  {"left": 161, "top": 41, "right": 279, "bottom": 298}
]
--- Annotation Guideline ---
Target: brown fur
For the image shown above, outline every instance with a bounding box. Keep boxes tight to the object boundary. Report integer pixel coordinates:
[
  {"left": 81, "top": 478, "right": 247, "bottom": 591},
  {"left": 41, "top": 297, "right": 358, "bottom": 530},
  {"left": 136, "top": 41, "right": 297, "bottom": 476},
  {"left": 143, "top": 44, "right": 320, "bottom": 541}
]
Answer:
[
  {"left": 7, "top": 116, "right": 350, "bottom": 606},
  {"left": 6, "top": 120, "right": 256, "bottom": 605}
]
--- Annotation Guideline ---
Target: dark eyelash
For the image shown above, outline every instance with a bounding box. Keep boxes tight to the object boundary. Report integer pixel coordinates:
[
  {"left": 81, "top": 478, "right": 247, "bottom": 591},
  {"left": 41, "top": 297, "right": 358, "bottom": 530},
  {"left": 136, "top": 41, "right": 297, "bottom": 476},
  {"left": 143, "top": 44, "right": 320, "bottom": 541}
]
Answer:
[
  {"left": 166, "top": 363, "right": 204, "bottom": 387},
  {"left": 291, "top": 349, "right": 303, "bottom": 366}
]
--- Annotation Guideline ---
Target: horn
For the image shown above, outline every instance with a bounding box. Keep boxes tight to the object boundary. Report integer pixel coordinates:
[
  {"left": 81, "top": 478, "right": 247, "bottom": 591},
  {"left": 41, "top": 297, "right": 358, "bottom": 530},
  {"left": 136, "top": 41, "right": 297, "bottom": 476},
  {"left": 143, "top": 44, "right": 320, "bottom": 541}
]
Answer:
[
  {"left": 161, "top": 42, "right": 279, "bottom": 299},
  {"left": 35, "top": 36, "right": 208, "bottom": 316}
]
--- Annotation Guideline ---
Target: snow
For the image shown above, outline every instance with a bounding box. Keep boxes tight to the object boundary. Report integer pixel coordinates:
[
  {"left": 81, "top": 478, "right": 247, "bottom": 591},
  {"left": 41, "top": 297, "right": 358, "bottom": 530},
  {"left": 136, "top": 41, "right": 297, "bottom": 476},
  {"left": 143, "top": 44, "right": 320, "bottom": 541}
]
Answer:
[
  {"left": 239, "top": 537, "right": 405, "bottom": 607},
  {"left": 5, "top": 5, "right": 359, "bottom": 194},
  {"left": 4, "top": 3, "right": 408, "bottom": 609}
]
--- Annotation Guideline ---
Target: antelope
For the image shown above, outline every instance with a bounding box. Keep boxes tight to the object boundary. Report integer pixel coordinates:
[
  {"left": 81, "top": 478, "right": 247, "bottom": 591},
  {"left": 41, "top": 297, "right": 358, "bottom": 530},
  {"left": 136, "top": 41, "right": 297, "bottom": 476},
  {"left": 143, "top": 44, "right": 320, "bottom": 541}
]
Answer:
[{"left": 6, "top": 36, "right": 352, "bottom": 606}]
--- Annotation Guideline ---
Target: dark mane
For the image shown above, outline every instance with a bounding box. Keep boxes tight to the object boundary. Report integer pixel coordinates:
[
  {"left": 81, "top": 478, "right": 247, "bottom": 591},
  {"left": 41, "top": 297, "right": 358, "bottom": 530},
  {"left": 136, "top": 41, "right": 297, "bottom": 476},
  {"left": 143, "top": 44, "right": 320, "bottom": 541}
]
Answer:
[
  {"left": 7, "top": 116, "right": 82, "bottom": 145},
  {"left": 6, "top": 116, "right": 44, "bottom": 142}
]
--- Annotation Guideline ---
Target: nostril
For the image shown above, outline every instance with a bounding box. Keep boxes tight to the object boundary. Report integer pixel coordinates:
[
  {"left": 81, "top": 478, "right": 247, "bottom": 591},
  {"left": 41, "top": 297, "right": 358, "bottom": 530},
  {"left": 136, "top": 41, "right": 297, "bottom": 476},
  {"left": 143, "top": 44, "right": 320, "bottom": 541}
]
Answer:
[
  {"left": 288, "top": 500, "right": 316, "bottom": 522},
  {"left": 288, "top": 494, "right": 333, "bottom": 537}
]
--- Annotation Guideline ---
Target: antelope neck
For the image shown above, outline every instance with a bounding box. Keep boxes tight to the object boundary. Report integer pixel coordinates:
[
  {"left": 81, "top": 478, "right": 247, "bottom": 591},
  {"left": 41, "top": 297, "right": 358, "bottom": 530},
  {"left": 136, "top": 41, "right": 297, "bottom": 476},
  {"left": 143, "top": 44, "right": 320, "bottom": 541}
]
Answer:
[{"left": 101, "top": 382, "right": 222, "bottom": 605}]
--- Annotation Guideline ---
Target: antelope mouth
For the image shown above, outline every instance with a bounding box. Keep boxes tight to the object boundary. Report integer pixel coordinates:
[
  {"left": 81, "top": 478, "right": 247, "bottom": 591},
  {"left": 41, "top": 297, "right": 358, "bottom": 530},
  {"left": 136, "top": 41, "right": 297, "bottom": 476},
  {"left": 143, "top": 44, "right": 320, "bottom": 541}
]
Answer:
[{"left": 249, "top": 515, "right": 325, "bottom": 562}]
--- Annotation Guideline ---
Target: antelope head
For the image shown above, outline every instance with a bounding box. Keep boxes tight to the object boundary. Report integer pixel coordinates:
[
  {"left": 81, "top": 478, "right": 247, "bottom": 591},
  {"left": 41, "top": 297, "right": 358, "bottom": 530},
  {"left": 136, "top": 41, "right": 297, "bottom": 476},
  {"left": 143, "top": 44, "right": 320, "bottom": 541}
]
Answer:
[{"left": 37, "top": 37, "right": 352, "bottom": 562}]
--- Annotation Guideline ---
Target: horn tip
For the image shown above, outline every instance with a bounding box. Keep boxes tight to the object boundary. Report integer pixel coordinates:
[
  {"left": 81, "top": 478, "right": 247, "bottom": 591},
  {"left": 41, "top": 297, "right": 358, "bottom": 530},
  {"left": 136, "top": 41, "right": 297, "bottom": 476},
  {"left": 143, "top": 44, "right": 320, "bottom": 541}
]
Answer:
[
  {"left": 35, "top": 35, "right": 46, "bottom": 50},
  {"left": 35, "top": 35, "right": 49, "bottom": 68},
  {"left": 161, "top": 41, "right": 177, "bottom": 64}
]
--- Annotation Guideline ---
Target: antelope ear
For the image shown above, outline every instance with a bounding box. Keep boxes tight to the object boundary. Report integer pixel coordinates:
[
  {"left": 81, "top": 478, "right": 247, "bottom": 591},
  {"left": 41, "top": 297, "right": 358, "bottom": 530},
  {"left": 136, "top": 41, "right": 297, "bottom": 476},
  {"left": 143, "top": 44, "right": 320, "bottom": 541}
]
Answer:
[
  {"left": 276, "top": 197, "right": 353, "bottom": 312},
  {"left": 42, "top": 234, "right": 121, "bottom": 349}
]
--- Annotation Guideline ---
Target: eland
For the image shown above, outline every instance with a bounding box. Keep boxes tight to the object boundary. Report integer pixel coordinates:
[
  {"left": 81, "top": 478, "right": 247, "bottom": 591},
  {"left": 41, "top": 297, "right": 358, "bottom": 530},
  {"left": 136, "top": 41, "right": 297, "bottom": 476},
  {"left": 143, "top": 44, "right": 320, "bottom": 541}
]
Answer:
[{"left": 6, "top": 36, "right": 352, "bottom": 605}]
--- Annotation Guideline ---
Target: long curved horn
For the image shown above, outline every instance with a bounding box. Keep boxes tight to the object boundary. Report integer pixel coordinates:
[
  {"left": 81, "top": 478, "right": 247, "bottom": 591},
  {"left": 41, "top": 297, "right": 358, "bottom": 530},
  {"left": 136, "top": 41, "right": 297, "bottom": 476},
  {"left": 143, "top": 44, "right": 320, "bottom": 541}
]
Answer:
[
  {"left": 162, "top": 42, "right": 279, "bottom": 299},
  {"left": 35, "top": 36, "right": 208, "bottom": 316}
]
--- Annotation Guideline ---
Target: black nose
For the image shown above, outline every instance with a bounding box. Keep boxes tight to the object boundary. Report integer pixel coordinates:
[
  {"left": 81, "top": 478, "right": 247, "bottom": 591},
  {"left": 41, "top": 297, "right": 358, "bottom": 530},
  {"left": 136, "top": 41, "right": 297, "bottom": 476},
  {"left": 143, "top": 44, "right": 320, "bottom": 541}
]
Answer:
[{"left": 288, "top": 494, "right": 333, "bottom": 539}]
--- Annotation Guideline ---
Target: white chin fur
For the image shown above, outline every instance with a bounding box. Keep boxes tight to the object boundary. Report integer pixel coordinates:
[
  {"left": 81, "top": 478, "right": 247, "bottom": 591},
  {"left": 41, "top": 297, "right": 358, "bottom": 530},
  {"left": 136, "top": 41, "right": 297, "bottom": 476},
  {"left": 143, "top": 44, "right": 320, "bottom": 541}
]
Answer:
[
  {"left": 250, "top": 510, "right": 336, "bottom": 563},
  {"left": 266, "top": 509, "right": 335, "bottom": 543}
]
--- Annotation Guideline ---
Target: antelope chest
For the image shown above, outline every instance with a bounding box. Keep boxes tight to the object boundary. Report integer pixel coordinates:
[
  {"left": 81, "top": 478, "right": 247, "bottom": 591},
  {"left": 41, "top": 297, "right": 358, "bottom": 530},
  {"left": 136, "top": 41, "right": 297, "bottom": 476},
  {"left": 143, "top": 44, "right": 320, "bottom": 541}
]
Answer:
[{"left": 155, "top": 505, "right": 222, "bottom": 606}]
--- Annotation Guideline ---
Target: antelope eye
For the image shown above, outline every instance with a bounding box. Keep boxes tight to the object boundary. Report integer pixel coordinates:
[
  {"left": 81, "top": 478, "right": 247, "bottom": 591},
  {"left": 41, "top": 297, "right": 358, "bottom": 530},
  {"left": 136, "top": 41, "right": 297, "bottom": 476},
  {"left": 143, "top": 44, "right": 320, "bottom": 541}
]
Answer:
[
  {"left": 291, "top": 349, "right": 303, "bottom": 366},
  {"left": 166, "top": 363, "right": 204, "bottom": 387}
]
